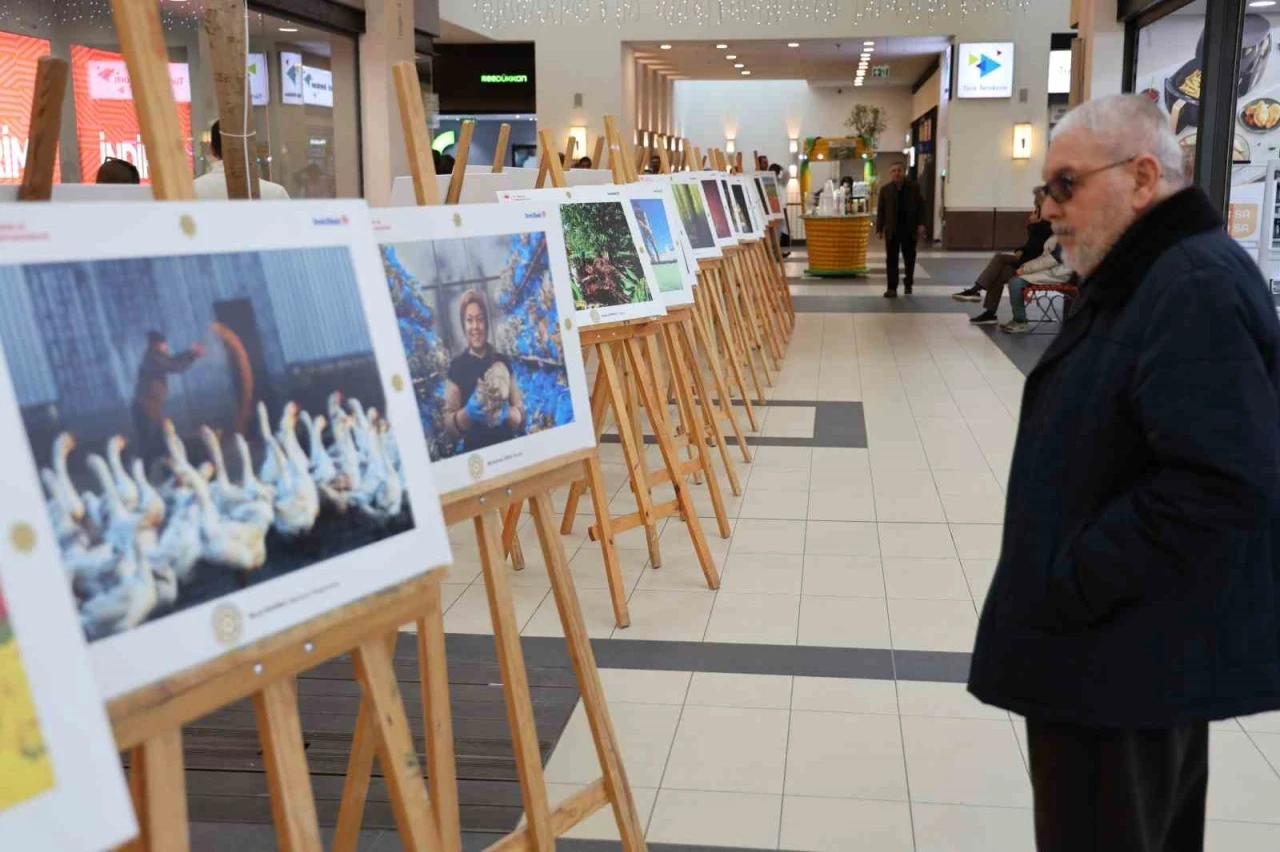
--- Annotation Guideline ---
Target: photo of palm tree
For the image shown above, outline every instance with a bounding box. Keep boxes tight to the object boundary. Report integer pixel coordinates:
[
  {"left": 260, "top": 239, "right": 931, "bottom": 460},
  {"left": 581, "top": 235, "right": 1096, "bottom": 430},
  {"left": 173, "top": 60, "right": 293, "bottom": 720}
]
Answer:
[
  {"left": 560, "top": 201, "right": 652, "bottom": 310},
  {"left": 629, "top": 197, "right": 683, "bottom": 295},
  {"left": 672, "top": 181, "right": 715, "bottom": 251}
]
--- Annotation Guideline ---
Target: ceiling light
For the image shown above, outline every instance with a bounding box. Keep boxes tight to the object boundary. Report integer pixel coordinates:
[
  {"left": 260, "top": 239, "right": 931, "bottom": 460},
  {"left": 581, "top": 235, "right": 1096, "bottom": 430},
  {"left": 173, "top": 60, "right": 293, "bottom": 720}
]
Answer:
[
  {"left": 788, "top": 42, "right": 799, "bottom": 48},
  {"left": 864, "top": 46, "right": 875, "bottom": 52},
  {"left": 864, "top": 40, "right": 875, "bottom": 46},
  {"left": 741, "top": 70, "right": 751, "bottom": 75},
  {"left": 279, "top": 26, "right": 299, "bottom": 32},
  {"left": 734, "top": 63, "right": 744, "bottom": 68},
  {"left": 660, "top": 44, "right": 672, "bottom": 49},
  {"left": 716, "top": 44, "right": 729, "bottom": 49},
  {"left": 855, "top": 81, "right": 864, "bottom": 86},
  {"left": 726, "top": 54, "right": 737, "bottom": 59},
  {"left": 1250, "top": 1, "right": 1277, "bottom": 6}
]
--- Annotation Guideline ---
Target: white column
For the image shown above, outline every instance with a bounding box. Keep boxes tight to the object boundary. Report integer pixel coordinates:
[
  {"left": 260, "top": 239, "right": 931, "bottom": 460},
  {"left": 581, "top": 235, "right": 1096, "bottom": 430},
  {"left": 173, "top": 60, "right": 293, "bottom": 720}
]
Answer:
[{"left": 359, "top": 0, "right": 414, "bottom": 206}]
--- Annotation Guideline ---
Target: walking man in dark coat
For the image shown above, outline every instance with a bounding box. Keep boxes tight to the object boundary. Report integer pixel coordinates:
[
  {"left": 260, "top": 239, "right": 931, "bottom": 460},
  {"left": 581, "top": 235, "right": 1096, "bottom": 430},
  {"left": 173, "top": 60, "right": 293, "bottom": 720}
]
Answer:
[
  {"left": 875, "top": 162, "right": 926, "bottom": 297},
  {"left": 968, "top": 93, "right": 1280, "bottom": 851},
  {"left": 131, "top": 331, "right": 205, "bottom": 463}
]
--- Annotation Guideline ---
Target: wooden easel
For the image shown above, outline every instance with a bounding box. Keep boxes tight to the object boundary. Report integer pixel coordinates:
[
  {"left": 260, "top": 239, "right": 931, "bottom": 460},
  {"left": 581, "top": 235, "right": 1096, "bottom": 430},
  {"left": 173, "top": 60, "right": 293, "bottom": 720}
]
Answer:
[
  {"left": 335, "top": 66, "right": 650, "bottom": 852},
  {"left": 552, "top": 116, "right": 723, "bottom": 591},
  {"left": 82, "top": 6, "right": 459, "bottom": 852}
]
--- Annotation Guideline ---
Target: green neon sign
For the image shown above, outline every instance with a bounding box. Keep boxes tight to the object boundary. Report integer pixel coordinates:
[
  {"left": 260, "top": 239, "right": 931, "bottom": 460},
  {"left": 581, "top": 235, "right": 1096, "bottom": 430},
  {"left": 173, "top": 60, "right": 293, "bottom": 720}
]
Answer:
[{"left": 480, "top": 73, "right": 528, "bottom": 84}]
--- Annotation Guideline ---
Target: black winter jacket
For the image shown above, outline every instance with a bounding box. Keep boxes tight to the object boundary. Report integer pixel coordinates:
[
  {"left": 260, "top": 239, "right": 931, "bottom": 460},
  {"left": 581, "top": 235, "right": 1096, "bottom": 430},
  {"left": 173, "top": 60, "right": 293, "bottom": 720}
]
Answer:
[{"left": 968, "top": 187, "right": 1280, "bottom": 727}]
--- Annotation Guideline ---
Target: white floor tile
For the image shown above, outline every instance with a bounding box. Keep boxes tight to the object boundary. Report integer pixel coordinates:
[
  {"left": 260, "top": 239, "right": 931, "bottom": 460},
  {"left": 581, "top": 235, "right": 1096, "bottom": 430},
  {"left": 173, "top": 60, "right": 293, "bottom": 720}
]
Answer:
[
  {"left": 442, "top": 583, "right": 548, "bottom": 635},
  {"left": 949, "top": 523, "right": 1003, "bottom": 559},
  {"left": 879, "top": 522, "right": 958, "bottom": 559},
  {"left": 521, "top": 587, "right": 620, "bottom": 639},
  {"left": 801, "top": 554, "right": 885, "bottom": 598},
  {"left": 439, "top": 583, "right": 469, "bottom": 612},
  {"left": 912, "top": 803, "right": 1035, "bottom": 852},
  {"left": 896, "top": 680, "right": 1009, "bottom": 720},
  {"left": 798, "top": 596, "right": 892, "bottom": 648},
  {"left": 636, "top": 550, "right": 724, "bottom": 593},
  {"left": 704, "top": 593, "right": 801, "bottom": 645},
  {"left": 888, "top": 598, "right": 979, "bottom": 652},
  {"left": 1240, "top": 710, "right": 1280, "bottom": 734},
  {"left": 731, "top": 518, "right": 808, "bottom": 554},
  {"left": 596, "top": 668, "right": 692, "bottom": 705},
  {"left": 961, "top": 559, "right": 998, "bottom": 605},
  {"left": 902, "top": 716, "right": 1032, "bottom": 807},
  {"left": 544, "top": 701, "right": 681, "bottom": 788},
  {"left": 750, "top": 446, "right": 814, "bottom": 469},
  {"left": 791, "top": 676, "right": 899, "bottom": 715},
  {"left": 647, "top": 789, "right": 781, "bottom": 849},
  {"left": 882, "top": 557, "right": 973, "bottom": 600},
  {"left": 804, "top": 520, "right": 880, "bottom": 557},
  {"left": 785, "top": 711, "right": 908, "bottom": 800},
  {"left": 805, "top": 485, "right": 878, "bottom": 522},
  {"left": 663, "top": 705, "right": 791, "bottom": 795},
  {"left": 719, "top": 549, "right": 805, "bottom": 594},
  {"left": 872, "top": 468, "right": 946, "bottom": 523},
  {"left": 1208, "top": 731, "right": 1280, "bottom": 823},
  {"left": 612, "top": 590, "right": 714, "bottom": 642},
  {"left": 739, "top": 488, "right": 810, "bottom": 520},
  {"left": 780, "top": 796, "right": 914, "bottom": 852},
  {"left": 687, "top": 672, "right": 793, "bottom": 709},
  {"left": 748, "top": 466, "right": 813, "bottom": 491},
  {"left": 1205, "top": 819, "right": 1280, "bottom": 851}
]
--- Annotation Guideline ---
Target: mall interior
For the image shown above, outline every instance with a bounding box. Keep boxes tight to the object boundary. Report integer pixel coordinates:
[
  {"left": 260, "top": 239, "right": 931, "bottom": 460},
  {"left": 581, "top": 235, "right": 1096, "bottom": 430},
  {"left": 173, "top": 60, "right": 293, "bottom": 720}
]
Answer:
[{"left": 3, "top": 0, "right": 1280, "bottom": 850}]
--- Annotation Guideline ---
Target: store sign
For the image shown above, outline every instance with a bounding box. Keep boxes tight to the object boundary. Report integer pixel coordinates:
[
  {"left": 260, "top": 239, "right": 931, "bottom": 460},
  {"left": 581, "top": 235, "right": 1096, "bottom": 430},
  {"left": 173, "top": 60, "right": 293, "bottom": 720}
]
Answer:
[
  {"left": 302, "top": 66, "right": 333, "bottom": 108},
  {"left": 280, "top": 51, "right": 303, "bottom": 105},
  {"left": 956, "top": 42, "right": 1015, "bottom": 99},
  {"left": 1229, "top": 182, "right": 1264, "bottom": 246},
  {"left": 71, "top": 45, "right": 193, "bottom": 184},
  {"left": 0, "top": 29, "right": 59, "bottom": 185},
  {"left": 1047, "top": 49, "right": 1072, "bottom": 95},
  {"left": 480, "top": 73, "right": 529, "bottom": 84},
  {"left": 247, "top": 53, "right": 269, "bottom": 107}
]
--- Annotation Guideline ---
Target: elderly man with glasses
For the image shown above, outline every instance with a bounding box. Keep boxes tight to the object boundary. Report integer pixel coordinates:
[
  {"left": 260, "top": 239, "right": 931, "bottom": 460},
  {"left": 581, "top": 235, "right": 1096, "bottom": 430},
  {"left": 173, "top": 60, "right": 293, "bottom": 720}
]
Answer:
[{"left": 968, "top": 93, "right": 1280, "bottom": 852}]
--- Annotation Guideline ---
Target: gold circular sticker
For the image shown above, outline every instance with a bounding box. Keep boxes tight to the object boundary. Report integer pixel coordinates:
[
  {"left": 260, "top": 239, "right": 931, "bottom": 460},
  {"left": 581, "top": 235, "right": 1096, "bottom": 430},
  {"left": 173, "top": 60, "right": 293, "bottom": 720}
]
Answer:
[
  {"left": 467, "top": 454, "right": 485, "bottom": 481},
  {"left": 211, "top": 603, "right": 244, "bottom": 646},
  {"left": 9, "top": 522, "right": 35, "bottom": 554},
  {"left": 589, "top": 308, "right": 601, "bottom": 324},
  {"left": 179, "top": 214, "right": 197, "bottom": 238},
  {"left": 563, "top": 317, "right": 574, "bottom": 331},
  {"left": 391, "top": 373, "right": 405, "bottom": 392},
  {"left": 452, "top": 212, "right": 463, "bottom": 228}
]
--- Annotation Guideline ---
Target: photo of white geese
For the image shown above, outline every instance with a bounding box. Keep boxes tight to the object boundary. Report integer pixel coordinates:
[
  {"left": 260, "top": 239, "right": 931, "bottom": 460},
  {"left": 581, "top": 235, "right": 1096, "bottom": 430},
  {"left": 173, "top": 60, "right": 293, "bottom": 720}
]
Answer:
[{"left": 41, "top": 395, "right": 410, "bottom": 642}]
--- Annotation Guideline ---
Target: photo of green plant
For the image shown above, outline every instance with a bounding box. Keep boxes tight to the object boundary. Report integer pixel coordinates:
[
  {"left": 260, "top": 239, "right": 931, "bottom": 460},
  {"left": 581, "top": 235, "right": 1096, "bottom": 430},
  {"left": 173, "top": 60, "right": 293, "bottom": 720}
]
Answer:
[{"left": 560, "top": 201, "right": 652, "bottom": 310}]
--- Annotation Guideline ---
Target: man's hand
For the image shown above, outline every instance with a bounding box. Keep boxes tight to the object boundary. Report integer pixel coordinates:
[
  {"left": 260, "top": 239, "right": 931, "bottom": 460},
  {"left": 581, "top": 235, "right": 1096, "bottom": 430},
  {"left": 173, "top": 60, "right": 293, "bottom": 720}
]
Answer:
[{"left": 190, "top": 343, "right": 206, "bottom": 357}]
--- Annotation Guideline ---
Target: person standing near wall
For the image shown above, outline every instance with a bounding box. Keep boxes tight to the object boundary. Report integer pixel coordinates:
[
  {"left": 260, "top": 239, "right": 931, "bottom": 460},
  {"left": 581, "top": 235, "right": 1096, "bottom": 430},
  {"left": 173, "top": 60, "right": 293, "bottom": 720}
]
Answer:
[{"left": 875, "top": 163, "right": 926, "bottom": 297}]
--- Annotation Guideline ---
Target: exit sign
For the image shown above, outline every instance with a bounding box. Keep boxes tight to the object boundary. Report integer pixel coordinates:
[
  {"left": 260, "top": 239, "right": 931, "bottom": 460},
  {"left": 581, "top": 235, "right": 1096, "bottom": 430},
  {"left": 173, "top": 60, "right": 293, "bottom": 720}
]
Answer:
[
  {"left": 871, "top": 65, "right": 891, "bottom": 78},
  {"left": 480, "top": 73, "right": 528, "bottom": 83}
]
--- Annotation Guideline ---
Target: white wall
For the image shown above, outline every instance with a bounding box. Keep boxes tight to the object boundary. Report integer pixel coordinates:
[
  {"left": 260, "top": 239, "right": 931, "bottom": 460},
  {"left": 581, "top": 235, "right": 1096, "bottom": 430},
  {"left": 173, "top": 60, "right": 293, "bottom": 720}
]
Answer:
[
  {"left": 1077, "top": 0, "right": 1124, "bottom": 100},
  {"left": 911, "top": 65, "right": 941, "bottom": 120},
  {"left": 673, "top": 80, "right": 914, "bottom": 166},
  {"left": 440, "top": 0, "right": 1070, "bottom": 208}
]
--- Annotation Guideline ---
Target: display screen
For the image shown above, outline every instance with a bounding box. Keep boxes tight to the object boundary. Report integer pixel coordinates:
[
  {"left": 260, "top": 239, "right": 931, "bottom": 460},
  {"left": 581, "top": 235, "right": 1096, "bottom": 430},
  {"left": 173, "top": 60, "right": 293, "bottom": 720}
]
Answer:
[
  {"left": 1048, "top": 49, "right": 1072, "bottom": 95},
  {"left": 956, "top": 42, "right": 1015, "bottom": 99}
]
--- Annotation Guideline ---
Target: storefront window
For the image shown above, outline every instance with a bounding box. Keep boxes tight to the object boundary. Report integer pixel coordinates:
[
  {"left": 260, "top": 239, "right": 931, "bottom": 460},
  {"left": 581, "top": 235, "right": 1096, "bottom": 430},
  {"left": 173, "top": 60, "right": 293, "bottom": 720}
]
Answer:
[
  {"left": 0, "top": 0, "right": 360, "bottom": 197},
  {"left": 1132, "top": 0, "right": 1209, "bottom": 183}
]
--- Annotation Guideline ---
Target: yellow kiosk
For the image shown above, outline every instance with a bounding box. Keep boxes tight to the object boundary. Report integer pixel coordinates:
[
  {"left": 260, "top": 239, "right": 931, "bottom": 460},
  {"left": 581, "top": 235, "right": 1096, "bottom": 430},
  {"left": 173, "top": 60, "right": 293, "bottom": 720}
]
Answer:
[{"left": 800, "top": 136, "right": 876, "bottom": 278}]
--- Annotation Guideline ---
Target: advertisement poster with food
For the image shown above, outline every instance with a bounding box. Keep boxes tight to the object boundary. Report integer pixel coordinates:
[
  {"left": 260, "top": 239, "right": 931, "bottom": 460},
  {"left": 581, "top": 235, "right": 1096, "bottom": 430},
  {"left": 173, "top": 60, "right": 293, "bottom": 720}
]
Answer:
[{"left": 1134, "top": 12, "right": 1279, "bottom": 175}]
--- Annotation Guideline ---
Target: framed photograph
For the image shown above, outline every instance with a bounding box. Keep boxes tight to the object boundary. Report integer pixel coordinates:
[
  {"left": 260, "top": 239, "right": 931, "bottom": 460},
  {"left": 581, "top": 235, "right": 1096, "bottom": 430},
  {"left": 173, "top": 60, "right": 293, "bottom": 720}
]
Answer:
[
  {"left": 0, "top": 536, "right": 135, "bottom": 849},
  {"left": 626, "top": 182, "right": 696, "bottom": 307},
  {"left": 733, "top": 175, "right": 768, "bottom": 237},
  {"left": 497, "top": 186, "right": 667, "bottom": 327},
  {"left": 694, "top": 173, "right": 739, "bottom": 248},
  {"left": 721, "top": 176, "right": 759, "bottom": 239},
  {"left": 663, "top": 175, "right": 723, "bottom": 260},
  {"left": 759, "top": 172, "right": 785, "bottom": 217},
  {"left": 388, "top": 168, "right": 540, "bottom": 207},
  {"left": 373, "top": 203, "right": 594, "bottom": 493},
  {"left": 0, "top": 200, "right": 451, "bottom": 699}
]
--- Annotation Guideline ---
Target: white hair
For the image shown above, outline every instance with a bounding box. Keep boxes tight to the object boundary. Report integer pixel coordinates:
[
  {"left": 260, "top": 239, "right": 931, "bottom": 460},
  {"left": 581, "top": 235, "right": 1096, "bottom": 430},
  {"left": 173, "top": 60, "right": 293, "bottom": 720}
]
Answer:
[{"left": 1050, "top": 94, "right": 1187, "bottom": 189}]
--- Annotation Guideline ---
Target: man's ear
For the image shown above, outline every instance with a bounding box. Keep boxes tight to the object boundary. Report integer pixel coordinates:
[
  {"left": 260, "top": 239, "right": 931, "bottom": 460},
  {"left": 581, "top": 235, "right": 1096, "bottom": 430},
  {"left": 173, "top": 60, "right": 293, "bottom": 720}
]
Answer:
[{"left": 1133, "top": 154, "right": 1163, "bottom": 208}]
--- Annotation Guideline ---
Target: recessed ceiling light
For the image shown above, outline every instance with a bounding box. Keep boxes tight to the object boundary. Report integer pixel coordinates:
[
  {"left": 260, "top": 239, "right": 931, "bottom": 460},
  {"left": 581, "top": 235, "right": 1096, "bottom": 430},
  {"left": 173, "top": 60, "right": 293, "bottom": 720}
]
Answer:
[
  {"left": 660, "top": 44, "right": 672, "bottom": 49},
  {"left": 788, "top": 42, "right": 799, "bottom": 48},
  {"left": 864, "top": 46, "right": 875, "bottom": 52},
  {"left": 734, "top": 63, "right": 744, "bottom": 68},
  {"left": 864, "top": 40, "right": 875, "bottom": 46},
  {"left": 279, "top": 26, "right": 299, "bottom": 32},
  {"left": 726, "top": 54, "right": 737, "bottom": 59},
  {"left": 741, "top": 70, "right": 751, "bottom": 75},
  {"left": 716, "top": 44, "right": 729, "bottom": 49},
  {"left": 855, "top": 81, "right": 864, "bottom": 87},
  {"left": 1250, "top": 1, "right": 1276, "bottom": 6}
]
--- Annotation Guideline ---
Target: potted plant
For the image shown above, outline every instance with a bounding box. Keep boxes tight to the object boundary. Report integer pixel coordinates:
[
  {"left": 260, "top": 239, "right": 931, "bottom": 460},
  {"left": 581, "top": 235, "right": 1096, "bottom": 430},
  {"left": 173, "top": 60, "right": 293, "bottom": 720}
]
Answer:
[{"left": 845, "top": 105, "right": 888, "bottom": 153}]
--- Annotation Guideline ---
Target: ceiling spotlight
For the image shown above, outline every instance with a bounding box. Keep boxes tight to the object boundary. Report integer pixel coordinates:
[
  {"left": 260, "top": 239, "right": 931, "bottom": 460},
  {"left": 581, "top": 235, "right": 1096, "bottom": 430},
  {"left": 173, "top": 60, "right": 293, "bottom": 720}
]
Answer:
[
  {"left": 855, "top": 81, "right": 864, "bottom": 86},
  {"left": 741, "top": 70, "right": 751, "bottom": 75},
  {"left": 726, "top": 54, "right": 737, "bottom": 59},
  {"left": 660, "top": 44, "right": 672, "bottom": 49},
  {"left": 734, "top": 63, "right": 744, "bottom": 68},
  {"left": 279, "top": 26, "right": 299, "bottom": 32},
  {"left": 716, "top": 44, "right": 729, "bottom": 49},
  {"left": 1249, "top": 1, "right": 1277, "bottom": 6},
  {"left": 788, "top": 42, "right": 799, "bottom": 48},
  {"left": 864, "top": 40, "right": 875, "bottom": 46},
  {"left": 864, "top": 46, "right": 875, "bottom": 52}
]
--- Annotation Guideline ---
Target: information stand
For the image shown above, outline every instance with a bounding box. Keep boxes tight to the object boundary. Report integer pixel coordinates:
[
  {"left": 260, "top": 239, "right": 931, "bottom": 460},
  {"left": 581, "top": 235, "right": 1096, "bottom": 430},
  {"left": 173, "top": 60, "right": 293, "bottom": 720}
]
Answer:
[
  {"left": 333, "top": 66, "right": 649, "bottom": 852},
  {"left": 61, "top": 6, "right": 461, "bottom": 852}
]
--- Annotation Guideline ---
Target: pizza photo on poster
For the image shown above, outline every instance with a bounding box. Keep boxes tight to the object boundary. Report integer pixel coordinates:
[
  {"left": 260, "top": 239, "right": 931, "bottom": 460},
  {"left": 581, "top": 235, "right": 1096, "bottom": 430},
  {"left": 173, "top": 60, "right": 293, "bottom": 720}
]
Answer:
[
  {"left": 0, "top": 200, "right": 450, "bottom": 700},
  {"left": 374, "top": 203, "right": 594, "bottom": 494}
]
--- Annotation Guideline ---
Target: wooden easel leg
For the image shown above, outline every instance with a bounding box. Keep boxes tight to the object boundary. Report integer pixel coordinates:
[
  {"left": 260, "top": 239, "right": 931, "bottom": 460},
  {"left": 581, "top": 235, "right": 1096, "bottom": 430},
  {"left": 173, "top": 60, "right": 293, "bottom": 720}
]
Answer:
[
  {"left": 609, "top": 341, "right": 663, "bottom": 568},
  {"left": 585, "top": 451, "right": 630, "bottom": 628},
  {"left": 255, "top": 678, "right": 324, "bottom": 852},
  {"left": 351, "top": 638, "right": 443, "bottom": 852},
  {"left": 663, "top": 323, "right": 731, "bottom": 539},
  {"left": 529, "top": 494, "right": 648, "bottom": 851},
  {"left": 333, "top": 684, "right": 379, "bottom": 852},
  {"left": 502, "top": 502, "right": 526, "bottom": 571},
  {"left": 418, "top": 583, "right": 462, "bottom": 852},
  {"left": 562, "top": 351, "right": 611, "bottom": 534},
  {"left": 707, "top": 273, "right": 759, "bottom": 430},
  {"left": 123, "top": 730, "right": 190, "bottom": 852},
  {"left": 750, "top": 244, "right": 789, "bottom": 352},
  {"left": 475, "top": 512, "right": 555, "bottom": 851},
  {"left": 740, "top": 252, "right": 782, "bottom": 369},
  {"left": 623, "top": 337, "right": 720, "bottom": 589},
  {"left": 681, "top": 316, "right": 742, "bottom": 496},
  {"left": 693, "top": 295, "right": 752, "bottom": 465},
  {"left": 721, "top": 265, "right": 768, "bottom": 404}
]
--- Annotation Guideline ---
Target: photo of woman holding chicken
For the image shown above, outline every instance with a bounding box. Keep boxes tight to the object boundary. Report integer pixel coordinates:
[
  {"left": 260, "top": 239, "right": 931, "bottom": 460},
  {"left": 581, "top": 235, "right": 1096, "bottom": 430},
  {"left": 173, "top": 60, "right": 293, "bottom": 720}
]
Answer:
[{"left": 443, "top": 291, "right": 526, "bottom": 452}]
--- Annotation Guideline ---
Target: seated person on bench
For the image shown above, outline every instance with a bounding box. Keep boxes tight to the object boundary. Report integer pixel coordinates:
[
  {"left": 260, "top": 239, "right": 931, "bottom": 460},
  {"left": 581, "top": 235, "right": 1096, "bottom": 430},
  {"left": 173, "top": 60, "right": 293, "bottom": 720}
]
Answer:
[
  {"left": 999, "top": 236, "right": 1075, "bottom": 335},
  {"left": 957, "top": 191, "right": 1051, "bottom": 324}
]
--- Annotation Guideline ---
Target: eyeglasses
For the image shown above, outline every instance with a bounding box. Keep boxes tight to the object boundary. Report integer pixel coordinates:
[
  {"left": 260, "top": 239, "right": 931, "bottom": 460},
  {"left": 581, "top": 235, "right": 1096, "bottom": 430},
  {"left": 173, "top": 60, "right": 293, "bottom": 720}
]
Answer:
[{"left": 1036, "top": 156, "right": 1137, "bottom": 204}]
